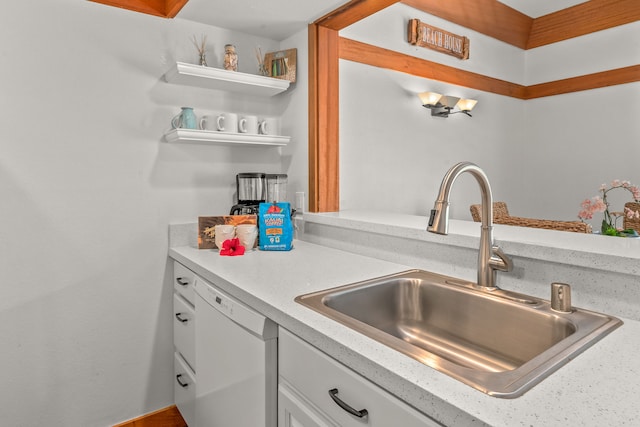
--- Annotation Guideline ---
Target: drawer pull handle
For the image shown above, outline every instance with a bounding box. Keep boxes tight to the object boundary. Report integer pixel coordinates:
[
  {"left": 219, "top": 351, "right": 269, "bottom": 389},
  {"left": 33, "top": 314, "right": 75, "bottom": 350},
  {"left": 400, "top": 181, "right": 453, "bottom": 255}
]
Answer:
[
  {"left": 176, "top": 277, "right": 189, "bottom": 286},
  {"left": 328, "top": 388, "right": 368, "bottom": 418},
  {"left": 175, "top": 313, "right": 189, "bottom": 323},
  {"left": 176, "top": 374, "right": 189, "bottom": 388}
]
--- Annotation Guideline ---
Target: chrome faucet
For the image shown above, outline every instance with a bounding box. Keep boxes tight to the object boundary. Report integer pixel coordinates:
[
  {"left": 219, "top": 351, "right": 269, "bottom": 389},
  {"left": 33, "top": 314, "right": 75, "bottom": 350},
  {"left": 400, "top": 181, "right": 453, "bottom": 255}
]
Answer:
[{"left": 427, "top": 162, "right": 513, "bottom": 289}]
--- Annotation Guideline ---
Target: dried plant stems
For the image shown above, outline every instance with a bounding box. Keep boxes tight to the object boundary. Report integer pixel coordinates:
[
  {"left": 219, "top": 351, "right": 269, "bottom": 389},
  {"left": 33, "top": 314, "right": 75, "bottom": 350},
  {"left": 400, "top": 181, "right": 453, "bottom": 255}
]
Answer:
[{"left": 192, "top": 34, "right": 207, "bottom": 55}]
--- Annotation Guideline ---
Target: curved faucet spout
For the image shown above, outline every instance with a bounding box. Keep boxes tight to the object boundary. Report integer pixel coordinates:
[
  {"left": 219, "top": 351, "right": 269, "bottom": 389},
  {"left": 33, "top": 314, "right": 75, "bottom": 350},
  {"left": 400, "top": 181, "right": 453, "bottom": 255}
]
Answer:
[{"left": 427, "top": 161, "right": 513, "bottom": 289}]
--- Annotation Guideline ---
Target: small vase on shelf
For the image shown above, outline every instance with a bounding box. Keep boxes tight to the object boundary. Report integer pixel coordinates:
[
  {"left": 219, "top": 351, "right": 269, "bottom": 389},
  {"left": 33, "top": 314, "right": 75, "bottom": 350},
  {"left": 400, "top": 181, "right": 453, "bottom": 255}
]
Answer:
[{"left": 224, "top": 44, "right": 238, "bottom": 71}]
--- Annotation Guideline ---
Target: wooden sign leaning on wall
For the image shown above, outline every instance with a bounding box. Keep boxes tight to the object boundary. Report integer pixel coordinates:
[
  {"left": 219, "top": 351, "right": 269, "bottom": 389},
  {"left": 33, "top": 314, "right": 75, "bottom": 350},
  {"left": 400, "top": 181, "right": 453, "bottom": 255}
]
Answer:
[
  {"left": 408, "top": 19, "right": 470, "bottom": 60},
  {"left": 264, "top": 48, "right": 297, "bottom": 83}
]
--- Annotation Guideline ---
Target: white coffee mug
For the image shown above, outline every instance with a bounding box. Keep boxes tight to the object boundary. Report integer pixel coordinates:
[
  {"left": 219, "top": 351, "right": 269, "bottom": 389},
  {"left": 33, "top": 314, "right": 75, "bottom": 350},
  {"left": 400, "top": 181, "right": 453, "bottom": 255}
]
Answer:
[
  {"left": 236, "top": 224, "right": 258, "bottom": 249},
  {"left": 238, "top": 115, "right": 259, "bottom": 134},
  {"left": 216, "top": 113, "right": 238, "bottom": 133},
  {"left": 199, "top": 115, "right": 218, "bottom": 131},
  {"left": 214, "top": 224, "right": 236, "bottom": 249},
  {"left": 258, "top": 117, "right": 280, "bottom": 135}
]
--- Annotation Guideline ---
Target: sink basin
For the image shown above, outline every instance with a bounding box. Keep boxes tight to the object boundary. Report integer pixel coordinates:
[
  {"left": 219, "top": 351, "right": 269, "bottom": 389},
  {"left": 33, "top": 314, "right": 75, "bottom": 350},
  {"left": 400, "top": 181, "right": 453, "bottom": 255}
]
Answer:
[{"left": 295, "top": 270, "right": 622, "bottom": 398}]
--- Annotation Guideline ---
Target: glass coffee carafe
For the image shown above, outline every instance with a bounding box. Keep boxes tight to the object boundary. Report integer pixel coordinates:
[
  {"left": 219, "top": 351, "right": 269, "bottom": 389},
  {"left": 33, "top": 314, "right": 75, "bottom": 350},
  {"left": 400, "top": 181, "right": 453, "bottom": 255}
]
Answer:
[{"left": 230, "top": 173, "right": 266, "bottom": 215}]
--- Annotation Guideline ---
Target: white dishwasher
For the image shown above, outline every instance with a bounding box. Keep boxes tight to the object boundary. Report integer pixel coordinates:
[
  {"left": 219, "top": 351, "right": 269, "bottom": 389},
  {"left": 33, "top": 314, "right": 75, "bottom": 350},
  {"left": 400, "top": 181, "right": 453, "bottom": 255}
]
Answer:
[{"left": 194, "top": 275, "right": 278, "bottom": 427}]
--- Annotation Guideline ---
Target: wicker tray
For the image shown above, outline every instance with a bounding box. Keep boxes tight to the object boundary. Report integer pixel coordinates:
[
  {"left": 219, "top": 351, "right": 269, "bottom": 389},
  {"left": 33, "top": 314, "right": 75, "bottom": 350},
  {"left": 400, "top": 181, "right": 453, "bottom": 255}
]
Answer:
[{"left": 470, "top": 202, "right": 592, "bottom": 233}]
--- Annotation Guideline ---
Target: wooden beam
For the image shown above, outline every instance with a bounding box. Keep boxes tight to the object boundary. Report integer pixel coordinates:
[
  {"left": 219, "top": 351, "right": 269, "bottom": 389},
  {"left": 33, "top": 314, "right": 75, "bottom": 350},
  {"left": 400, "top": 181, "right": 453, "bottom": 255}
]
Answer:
[
  {"left": 401, "top": 0, "right": 533, "bottom": 49},
  {"left": 315, "top": 0, "right": 401, "bottom": 31},
  {"left": 309, "top": 24, "right": 341, "bottom": 212},
  {"left": 524, "top": 65, "right": 640, "bottom": 99},
  {"left": 527, "top": 0, "right": 640, "bottom": 49},
  {"left": 339, "top": 37, "right": 527, "bottom": 98},
  {"left": 88, "top": 0, "right": 188, "bottom": 18},
  {"left": 165, "top": 0, "right": 189, "bottom": 18},
  {"left": 340, "top": 36, "right": 638, "bottom": 100}
]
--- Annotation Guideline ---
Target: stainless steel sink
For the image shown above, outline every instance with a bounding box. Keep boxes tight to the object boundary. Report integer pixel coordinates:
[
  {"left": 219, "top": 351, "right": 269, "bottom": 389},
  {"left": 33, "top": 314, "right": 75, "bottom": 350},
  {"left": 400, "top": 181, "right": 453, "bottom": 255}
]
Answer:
[{"left": 295, "top": 269, "right": 622, "bottom": 398}]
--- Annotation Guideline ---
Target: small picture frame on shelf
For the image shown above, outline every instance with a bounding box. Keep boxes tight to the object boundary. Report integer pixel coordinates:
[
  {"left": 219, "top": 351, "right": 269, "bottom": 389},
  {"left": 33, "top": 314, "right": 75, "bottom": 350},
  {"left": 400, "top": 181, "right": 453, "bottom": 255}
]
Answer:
[{"left": 264, "top": 48, "right": 297, "bottom": 83}]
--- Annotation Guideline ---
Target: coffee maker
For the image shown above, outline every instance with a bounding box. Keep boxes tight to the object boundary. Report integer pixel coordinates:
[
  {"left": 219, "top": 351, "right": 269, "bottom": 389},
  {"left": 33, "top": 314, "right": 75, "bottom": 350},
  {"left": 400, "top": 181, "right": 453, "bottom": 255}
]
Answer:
[{"left": 230, "top": 173, "right": 266, "bottom": 215}]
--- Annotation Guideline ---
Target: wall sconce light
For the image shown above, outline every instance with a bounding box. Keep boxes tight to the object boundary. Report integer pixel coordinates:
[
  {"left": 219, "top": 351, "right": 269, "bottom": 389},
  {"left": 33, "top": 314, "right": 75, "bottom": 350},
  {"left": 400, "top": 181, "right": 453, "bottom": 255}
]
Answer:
[{"left": 418, "top": 92, "right": 477, "bottom": 118}]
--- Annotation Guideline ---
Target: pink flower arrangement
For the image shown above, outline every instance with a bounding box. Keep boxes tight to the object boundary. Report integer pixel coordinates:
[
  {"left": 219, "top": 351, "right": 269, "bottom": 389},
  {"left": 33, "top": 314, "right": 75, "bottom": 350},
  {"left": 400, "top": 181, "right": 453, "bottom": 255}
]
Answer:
[{"left": 578, "top": 180, "right": 640, "bottom": 236}]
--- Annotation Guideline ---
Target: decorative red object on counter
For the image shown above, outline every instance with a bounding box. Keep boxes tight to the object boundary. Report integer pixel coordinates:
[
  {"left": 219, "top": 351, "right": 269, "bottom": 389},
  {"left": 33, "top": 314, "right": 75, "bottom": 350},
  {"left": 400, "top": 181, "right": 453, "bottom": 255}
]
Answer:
[{"left": 219, "top": 238, "right": 245, "bottom": 256}]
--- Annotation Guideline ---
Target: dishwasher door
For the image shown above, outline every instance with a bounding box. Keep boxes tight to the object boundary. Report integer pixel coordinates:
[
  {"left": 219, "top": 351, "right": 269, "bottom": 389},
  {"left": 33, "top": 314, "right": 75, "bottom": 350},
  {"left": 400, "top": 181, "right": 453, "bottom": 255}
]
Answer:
[{"left": 194, "top": 276, "right": 278, "bottom": 427}]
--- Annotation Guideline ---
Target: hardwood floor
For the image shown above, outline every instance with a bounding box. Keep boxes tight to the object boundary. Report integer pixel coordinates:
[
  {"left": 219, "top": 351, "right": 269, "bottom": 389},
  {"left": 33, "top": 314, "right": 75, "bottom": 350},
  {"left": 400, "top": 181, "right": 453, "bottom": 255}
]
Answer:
[{"left": 113, "top": 405, "right": 187, "bottom": 427}]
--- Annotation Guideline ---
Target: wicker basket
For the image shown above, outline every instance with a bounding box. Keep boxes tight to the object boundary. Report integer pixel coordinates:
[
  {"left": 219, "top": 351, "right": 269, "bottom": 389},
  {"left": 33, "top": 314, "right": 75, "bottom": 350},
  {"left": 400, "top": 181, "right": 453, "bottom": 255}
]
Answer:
[
  {"left": 470, "top": 202, "right": 509, "bottom": 222},
  {"left": 623, "top": 202, "right": 640, "bottom": 233},
  {"left": 470, "top": 202, "right": 592, "bottom": 233}
]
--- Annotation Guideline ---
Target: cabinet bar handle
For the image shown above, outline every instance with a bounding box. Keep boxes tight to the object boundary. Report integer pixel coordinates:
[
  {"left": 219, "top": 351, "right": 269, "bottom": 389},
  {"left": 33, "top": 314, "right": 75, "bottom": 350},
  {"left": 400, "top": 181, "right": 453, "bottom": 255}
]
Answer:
[
  {"left": 328, "top": 388, "right": 368, "bottom": 418},
  {"left": 176, "top": 277, "right": 189, "bottom": 286},
  {"left": 175, "top": 313, "right": 189, "bottom": 323},
  {"left": 176, "top": 374, "right": 189, "bottom": 388}
]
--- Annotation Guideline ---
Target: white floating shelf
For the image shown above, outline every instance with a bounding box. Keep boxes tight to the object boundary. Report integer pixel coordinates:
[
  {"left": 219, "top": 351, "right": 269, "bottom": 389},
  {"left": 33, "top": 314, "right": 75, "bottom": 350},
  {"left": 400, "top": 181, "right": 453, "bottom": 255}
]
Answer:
[
  {"left": 163, "top": 62, "right": 290, "bottom": 96},
  {"left": 165, "top": 129, "right": 291, "bottom": 147}
]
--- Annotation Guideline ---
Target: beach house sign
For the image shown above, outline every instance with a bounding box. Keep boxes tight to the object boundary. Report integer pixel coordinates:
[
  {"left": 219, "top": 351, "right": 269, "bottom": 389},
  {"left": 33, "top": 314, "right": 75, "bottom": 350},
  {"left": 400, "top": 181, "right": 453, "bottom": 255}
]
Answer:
[{"left": 408, "top": 19, "right": 470, "bottom": 60}]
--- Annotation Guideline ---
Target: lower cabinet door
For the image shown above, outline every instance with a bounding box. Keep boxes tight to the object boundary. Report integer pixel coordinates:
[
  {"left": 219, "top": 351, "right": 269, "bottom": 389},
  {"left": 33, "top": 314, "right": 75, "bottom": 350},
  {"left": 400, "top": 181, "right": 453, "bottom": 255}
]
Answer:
[
  {"left": 278, "top": 382, "right": 336, "bottom": 427},
  {"left": 174, "top": 352, "right": 196, "bottom": 427}
]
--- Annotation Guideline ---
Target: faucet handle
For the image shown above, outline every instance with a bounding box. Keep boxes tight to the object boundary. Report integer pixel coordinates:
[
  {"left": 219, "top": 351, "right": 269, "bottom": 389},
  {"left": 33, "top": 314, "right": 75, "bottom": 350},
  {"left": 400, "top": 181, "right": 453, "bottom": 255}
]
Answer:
[{"left": 490, "top": 246, "right": 513, "bottom": 272}]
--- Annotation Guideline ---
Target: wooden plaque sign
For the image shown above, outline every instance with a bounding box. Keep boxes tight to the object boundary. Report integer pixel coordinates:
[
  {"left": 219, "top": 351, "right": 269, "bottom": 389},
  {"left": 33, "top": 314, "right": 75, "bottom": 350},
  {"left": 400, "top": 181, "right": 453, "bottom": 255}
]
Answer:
[{"left": 408, "top": 19, "right": 470, "bottom": 60}]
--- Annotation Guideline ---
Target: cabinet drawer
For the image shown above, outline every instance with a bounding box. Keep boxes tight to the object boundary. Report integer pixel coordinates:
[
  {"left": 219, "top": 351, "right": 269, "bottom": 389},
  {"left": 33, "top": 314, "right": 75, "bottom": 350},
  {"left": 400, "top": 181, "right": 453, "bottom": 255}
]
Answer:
[
  {"left": 173, "top": 261, "right": 196, "bottom": 305},
  {"left": 279, "top": 328, "right": 439, "bottom": 427},
  {"left": 173, "top": 294, "right": 195, "bottom": 370},
  {"left": 174, "top": 352, "right": 196, "bottom": 427}
]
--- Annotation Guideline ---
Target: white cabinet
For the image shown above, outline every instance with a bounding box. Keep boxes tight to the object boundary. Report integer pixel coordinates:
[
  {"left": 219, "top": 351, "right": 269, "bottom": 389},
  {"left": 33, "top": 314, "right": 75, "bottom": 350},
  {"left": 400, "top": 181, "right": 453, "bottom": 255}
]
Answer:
[
  {"left": 279, "top": 382, "right": 336, "bottom": 427},
  {"left": 172, "top": 261, "right": 196, "bottom": 426},
  {"left": 173, "top": 261, "right": 196, "bottom": 305},
  {"left": 163, "top": 62, "right": 291, "bottom": 147},
  {"left": 278, "top": 328, "right": 440, "bottom": 427},
  {"left": 173, "top": 293, "right": 195, "bottom": 369},
  {"left": 174, "top": 353, "right": 196, "bottom": 427}
]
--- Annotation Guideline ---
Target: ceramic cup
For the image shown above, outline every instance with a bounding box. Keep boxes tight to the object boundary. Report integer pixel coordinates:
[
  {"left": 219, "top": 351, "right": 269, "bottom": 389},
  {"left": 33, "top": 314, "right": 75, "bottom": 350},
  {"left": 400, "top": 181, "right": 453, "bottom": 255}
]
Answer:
[
  {"left": 216, "top": 113, "right": 238, "bottom": 133},
  {"left": 258, "top": 117, "right": 280, "bottom": 135},
  {"left": 235, "top": 224, "right": 258, "bottom": 249},
  {"left": 199, "top": 114, "right": 219, "bottom": 131},
  {"left": 238, "top": 115, "right": 259, "bottom": 134},
  {"left": 214, "top": 224, "right": 236, "bottom": 249},
  {"left": 171, "top": 107, "right": 197, "bottom": 129}
]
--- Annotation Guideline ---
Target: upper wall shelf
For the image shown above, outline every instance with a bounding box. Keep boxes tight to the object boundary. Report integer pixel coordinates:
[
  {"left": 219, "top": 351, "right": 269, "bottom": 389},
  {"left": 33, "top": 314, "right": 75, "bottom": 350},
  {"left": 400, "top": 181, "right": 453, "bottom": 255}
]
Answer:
[{"left": 163, "top": 62, "right": 290, "bottom": 97}]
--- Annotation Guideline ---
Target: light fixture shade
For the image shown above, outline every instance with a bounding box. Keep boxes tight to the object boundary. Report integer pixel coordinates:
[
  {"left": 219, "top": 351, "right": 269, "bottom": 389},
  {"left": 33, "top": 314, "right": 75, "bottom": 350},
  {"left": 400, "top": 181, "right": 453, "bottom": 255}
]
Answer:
[
  {"left": 440, "top": 96, "right": 460, "bottom": 108},
  {"left": 418, "top": 91, "right": 443, "bottom": 106},
  {"left": 456, "top": 98, "right": 478, "bottom": 112}
]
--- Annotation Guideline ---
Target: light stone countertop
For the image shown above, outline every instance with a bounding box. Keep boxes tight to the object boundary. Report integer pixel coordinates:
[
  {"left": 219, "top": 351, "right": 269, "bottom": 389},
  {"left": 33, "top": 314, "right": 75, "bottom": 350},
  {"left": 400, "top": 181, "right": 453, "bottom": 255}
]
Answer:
[{"left": 169, "top": 237, "right": 640, "bottom": 427}]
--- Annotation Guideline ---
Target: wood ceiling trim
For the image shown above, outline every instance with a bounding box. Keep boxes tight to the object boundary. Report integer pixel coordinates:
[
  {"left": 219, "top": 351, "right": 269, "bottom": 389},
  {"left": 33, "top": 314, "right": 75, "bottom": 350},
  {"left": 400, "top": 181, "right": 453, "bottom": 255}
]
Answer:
[
  {"left": 315, "top": 0, "right": 401, "bottom": 31},
  {"left": 165, "top": 0, "right": 189, "bottom": 18},
  {"left": 88, "top": 0, "right": 187, "bottom": 18},
  {"left": 525, "top": 65, "right": 640, "bottom": 99},
  {"left": 400, "top": 0, "right": 533, "bottom": 49},
  {"left": 527, "top": 0, "right": 640, "bottom": 49},
  {"left": 340, "top": 37, "right": 527, "bottom": 99},
  {"left": 340, "top": 37, "right": 639, "bottom": 100}
]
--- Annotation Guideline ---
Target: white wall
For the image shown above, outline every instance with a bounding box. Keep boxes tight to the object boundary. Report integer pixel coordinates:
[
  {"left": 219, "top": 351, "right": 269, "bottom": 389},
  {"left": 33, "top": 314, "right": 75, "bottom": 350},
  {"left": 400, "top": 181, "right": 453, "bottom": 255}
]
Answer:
[
  {"left": 339, "top": 3, "right": 640, "bottom": 227},
  {"left": 0, "top": 1, "right": 305, "bottom": 426}
]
